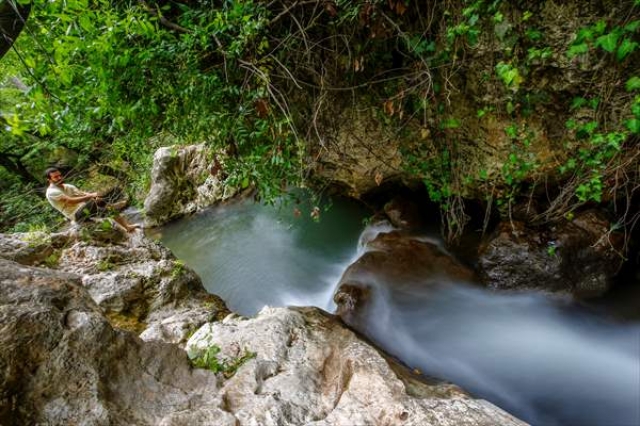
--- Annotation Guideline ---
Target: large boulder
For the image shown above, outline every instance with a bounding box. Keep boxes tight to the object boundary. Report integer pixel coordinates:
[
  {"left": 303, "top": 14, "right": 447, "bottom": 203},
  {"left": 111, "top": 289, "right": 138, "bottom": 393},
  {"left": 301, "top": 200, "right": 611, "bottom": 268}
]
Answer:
[
  {"left": 0, "top": 231, "right": 228, "bottom": 345},
  {"left": 187, "top": 306, "right": 526, "bottom": 426},
  {"left": 334, "top": 224, "right": 477, "bottom": 325},
  {"left": 143, "top": 144, "right": 236, "bottom": 227},
  {"left": 0, "top": 259, "right": 232, "bottom": 426},
  {"left": 477, "top": 210, "right": 624, "bottom": 297}
]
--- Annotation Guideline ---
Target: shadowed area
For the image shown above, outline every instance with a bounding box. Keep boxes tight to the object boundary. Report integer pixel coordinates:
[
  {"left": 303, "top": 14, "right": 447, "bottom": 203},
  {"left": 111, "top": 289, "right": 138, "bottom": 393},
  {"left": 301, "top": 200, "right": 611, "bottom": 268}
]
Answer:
[{"left": 0, "top": 0, "right": 30, "bottom": 60}]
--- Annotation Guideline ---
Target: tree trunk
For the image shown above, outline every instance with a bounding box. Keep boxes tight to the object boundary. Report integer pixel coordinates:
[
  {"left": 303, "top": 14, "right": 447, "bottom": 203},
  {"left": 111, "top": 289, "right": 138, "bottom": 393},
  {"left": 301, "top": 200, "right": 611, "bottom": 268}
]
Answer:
[
  {"left": 0, "top": 152, "right": 38, "bottom": 185},
  {"left": 0, "top": 0, "right": 31, "bottom": 60}
]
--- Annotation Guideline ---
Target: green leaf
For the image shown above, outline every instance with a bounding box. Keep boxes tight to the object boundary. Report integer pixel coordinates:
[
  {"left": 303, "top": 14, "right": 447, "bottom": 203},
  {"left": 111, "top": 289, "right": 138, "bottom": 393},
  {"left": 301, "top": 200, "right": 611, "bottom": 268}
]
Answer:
[
  {"left": 593, "top": 20, "right": 607, "bottom": 36},
  {"left": 441, "top": 118, "right": 461, "bottom": 129},
  {"left": 595, "top": 32, "right": 619, "bottom": 53},
  {"left": 570, "top": 97, "right": 587, "bottom": 110},
  {"left": 626, "top": 118, "right": 640, "bottom": 134},
  {"left": 576, "top": 27, "right": 594, "bottom": 43},
  {"left": 525, "top": 28, "right": 543, "bottom": 41},
  {"left": 567, "top": 43, "right": 589, "bottom": 58},
  {"left": 504, "top": 124, "right": 518, "bottom": 138},
  {"left": 616, "top": 38, "right": 638, "bottom": 61},
  {"left": 624, "top": 20, "right": 640, "bottom": 32},
  {"left": 626, "top": 77, "right": 640, "bottom": 91}
]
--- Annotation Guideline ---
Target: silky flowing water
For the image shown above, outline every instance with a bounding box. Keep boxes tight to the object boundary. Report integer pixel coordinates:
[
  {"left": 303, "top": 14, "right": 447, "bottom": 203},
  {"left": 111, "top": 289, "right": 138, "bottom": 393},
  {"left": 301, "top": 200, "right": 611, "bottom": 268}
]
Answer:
[{"left": 153, "top": 197, "right": 640, "bottom": 426}]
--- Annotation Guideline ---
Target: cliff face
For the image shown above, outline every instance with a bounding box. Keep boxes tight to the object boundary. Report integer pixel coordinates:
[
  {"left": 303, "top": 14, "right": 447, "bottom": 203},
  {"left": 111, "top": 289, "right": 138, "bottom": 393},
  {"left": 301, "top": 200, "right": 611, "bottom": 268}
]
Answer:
[{"left": 307, "top": 0, "right": 639, "bottom": 237}]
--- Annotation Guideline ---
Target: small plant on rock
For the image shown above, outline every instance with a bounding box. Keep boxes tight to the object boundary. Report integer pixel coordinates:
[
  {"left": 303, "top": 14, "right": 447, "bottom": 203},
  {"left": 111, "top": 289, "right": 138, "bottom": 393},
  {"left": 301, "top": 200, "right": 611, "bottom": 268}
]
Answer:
[{"left": 188, "top": 344, "right": 257, "bottom": 378}]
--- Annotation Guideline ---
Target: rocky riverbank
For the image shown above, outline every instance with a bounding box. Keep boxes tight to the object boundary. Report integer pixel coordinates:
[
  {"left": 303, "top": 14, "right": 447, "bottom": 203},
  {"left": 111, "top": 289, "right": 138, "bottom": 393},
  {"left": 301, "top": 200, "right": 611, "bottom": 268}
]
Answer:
[{"left": 0, "top": 227, "right": 527, "bottom": 425}]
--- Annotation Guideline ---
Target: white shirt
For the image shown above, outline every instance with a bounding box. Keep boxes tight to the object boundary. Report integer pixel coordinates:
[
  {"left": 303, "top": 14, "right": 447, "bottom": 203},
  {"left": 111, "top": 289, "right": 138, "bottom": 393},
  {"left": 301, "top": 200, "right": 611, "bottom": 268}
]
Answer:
[{"left": 46, "top": 183, "right": 85, "bottom": 221}]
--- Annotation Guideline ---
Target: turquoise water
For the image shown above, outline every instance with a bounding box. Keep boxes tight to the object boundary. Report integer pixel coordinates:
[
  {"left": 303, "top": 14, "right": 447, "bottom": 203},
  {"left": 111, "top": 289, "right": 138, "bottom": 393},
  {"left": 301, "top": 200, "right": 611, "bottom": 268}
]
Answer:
[
  {"left": 152, "top": 195, "right": 369, "bottom": 315},
  {"left": 155, "top": 199, "right": 640, "bottom": 426}
]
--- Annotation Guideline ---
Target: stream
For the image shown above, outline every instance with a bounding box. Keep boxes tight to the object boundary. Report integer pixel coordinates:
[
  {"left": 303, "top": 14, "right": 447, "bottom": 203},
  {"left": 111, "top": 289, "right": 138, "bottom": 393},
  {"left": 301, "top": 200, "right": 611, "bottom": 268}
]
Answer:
[{"left": 152, "top": 196, "right": 640, "bottom": 426}]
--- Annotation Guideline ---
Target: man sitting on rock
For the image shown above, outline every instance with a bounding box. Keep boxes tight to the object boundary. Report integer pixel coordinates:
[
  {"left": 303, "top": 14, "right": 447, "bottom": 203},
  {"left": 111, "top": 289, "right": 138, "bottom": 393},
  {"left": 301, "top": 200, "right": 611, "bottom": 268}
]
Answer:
[{"left": 45, "top": 167, "right": 140, "bottom": 233}]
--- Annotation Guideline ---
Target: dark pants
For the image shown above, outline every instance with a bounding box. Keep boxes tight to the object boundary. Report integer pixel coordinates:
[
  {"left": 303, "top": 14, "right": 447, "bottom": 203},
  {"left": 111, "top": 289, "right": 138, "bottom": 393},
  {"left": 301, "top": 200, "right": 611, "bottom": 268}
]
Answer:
[
  {"left": 73, "top": 189, "right": 123, "bottom": 223},
  {"left": 74, "top": 199, "right": 108, "bottom": 223}
]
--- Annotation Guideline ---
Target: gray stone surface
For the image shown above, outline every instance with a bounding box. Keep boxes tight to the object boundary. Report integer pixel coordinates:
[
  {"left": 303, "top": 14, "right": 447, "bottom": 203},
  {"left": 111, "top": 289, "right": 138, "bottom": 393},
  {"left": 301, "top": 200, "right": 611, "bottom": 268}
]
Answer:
[
  {"left": 143, "top": 144, "right": 236, "bottom": 227},
  {"left": 0, "top": 259, "right": 227, "bottom": 426},
  {"left": 187, "top": 307, "right": 527, "bottom": 426},
  {"left": 0, "top": 231, "right": 228, "bottom": 345}
]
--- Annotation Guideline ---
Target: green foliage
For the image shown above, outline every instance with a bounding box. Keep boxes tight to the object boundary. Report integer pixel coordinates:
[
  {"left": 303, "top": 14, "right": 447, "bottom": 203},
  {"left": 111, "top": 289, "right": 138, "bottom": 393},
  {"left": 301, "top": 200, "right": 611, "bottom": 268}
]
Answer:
[
  {"left": 626, "top": 77, "right": 640, "bottom": 92},
  {"left": 563, "top": 127, "right": 626, "bottom": 202},
  {"left": 495, "top": 61, "right": 523, "bottom": 90},
  {"left": 97, "top": 258, "right": 114, "bottom": 272},
  {"left": 500, "top": 124, "right": 537, "bottom": 189},
  {"left": 527, "top": 47, "right": 552, "bottom": 62},
  {"left": 21, "top": 225, "right": 52, "bottom": 247},
  {"left": 171, "top": 259, "right": 185, "bottom": 279},
  {"left": 188, "top": 344, "right": 256, "bottom": 377},
  {"left": 567, "top": 20, "right": 639, "bottom": 62},
  {"left": 404, "top": 146, "right": 453, "bottom": 203},
  {"left": 1, "top": 0, "right": 638, "bottom": 242},
  {"left": 626, "top": 96, "right": 640, "bottom": 134},
  {"left": 445, "top": 0, "right": 503, "bottom": 47}
]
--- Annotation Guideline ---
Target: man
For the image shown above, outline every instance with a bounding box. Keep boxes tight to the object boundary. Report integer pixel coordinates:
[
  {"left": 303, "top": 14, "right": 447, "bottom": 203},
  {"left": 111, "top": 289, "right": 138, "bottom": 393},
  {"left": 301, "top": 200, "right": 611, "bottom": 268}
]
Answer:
[{"left": 45, "top": 167, "right": 140, "bottom": 233}]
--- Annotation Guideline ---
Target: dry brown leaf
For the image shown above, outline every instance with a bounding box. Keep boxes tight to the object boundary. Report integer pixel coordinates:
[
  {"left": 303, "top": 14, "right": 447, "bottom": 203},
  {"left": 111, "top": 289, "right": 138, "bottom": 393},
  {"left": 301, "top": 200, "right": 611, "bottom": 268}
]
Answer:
[
  {"left": 254, "top": 98, "right": 269, "bottom": 118},
  {"left": 383, "top": 100, "right": 395, "bottom": 116},
  {"left": 324, "top": 1, "right": 337, "bottom": 17},
  {"left": 375, "top": 172, "right": 384, "bottom": 186}
]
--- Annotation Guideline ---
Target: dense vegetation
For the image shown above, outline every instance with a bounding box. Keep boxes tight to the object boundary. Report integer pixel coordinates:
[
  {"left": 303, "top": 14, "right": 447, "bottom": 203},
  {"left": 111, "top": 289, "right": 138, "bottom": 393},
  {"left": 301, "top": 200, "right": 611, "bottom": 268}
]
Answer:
[{"left": 1, "top": 0, "right": 639, "bottom": 245}]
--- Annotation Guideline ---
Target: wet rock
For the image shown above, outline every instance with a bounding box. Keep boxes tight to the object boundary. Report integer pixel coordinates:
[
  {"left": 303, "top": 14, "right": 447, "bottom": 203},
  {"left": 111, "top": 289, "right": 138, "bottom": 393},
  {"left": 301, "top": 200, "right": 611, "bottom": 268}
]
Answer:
[
  {"left": 144, "top": 144, "right": 237, "bottom": 228},
  {"left": 334, "top": 228, "right": 477, "bottom": 325},
  {"left": 187, "top": 306, "right": 526, "bottom": 426},
  {"left": 383, "top": 196, "right": 427, "bottom": 231},
  {"left": 477, "top": 210, "right": 624, "bottom": 297}
]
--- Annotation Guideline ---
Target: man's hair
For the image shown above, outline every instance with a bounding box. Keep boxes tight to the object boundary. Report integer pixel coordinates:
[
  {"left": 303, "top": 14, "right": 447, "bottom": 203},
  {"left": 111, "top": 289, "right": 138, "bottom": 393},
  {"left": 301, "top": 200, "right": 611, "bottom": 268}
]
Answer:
[{"left": 44, "top": 167, "right": 60, "bottom": 181}]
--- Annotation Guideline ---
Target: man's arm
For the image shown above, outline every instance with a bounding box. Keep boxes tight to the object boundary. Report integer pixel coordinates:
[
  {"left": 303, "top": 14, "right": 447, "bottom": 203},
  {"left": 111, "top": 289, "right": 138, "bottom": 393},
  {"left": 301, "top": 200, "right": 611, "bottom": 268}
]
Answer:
[{"left": 57, "top": 192, "right": 99, "bottom": 206}]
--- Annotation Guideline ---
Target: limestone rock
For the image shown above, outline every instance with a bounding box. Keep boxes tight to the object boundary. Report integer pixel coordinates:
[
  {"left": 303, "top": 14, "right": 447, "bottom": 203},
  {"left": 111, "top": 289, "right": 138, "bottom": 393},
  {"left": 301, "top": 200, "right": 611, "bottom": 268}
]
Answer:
[
  {"left": 0, "top": 230, "right": 72, "bottom": 266},
  {"left": 144, "top": 144, "right": 236, "bottom": 227},
  {"left": 0, "top": 231, "right": 228, "bottom": 345},
  {"left": 0, "top": 259, "right": 232, "bottom": 426},
  {"left": 1, "top": 259, "right": 526, "bottom": 426},
  {"left": 187, "top": 307, "right": 526, "bottom": 426},
  {"left": 313, "top": 106, "right": 404, "bottom": 197}
]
